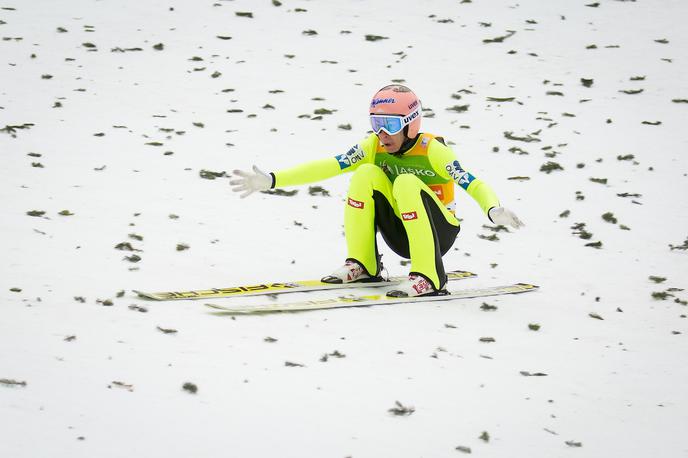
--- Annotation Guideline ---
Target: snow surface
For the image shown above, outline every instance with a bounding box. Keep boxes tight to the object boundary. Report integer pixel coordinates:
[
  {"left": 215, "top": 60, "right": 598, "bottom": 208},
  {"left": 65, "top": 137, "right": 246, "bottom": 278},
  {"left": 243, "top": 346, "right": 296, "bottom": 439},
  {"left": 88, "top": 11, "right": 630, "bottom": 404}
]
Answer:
[{"left": 1, "top": 0, "right": 687, "bottom": 457}]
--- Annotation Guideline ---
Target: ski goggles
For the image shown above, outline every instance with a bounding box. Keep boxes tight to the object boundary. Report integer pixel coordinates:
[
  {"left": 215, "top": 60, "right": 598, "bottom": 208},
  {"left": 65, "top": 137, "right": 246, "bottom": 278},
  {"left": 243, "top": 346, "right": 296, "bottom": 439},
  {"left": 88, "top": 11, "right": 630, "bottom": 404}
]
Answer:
[{"left": 369, "top": 107, "right": 421, "bottom": 135}]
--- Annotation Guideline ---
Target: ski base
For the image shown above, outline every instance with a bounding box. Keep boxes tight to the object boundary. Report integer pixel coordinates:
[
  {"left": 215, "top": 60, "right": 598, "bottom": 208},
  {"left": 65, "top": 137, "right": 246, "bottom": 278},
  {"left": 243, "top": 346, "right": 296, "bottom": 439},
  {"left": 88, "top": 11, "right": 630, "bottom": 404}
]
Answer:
[
  {"left": 205, "top": 282, "right": 539, "bottom": 314},
  {"left": 135, "top": 270, "right": 476, "bottom": 301}
]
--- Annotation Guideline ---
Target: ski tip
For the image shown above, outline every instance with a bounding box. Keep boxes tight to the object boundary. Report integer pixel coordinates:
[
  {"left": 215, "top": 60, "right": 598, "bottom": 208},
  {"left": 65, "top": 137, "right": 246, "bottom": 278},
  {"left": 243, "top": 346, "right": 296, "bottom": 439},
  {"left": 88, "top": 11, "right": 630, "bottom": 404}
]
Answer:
[
  {"left": 517, "top": 283, "right": 540, "bottom": 289},
  {"left": 447, "top": 270, "right": 478, "bottom": 278},
  {"left": 509, "top": 283, "right": 540, "bottom": 293}
]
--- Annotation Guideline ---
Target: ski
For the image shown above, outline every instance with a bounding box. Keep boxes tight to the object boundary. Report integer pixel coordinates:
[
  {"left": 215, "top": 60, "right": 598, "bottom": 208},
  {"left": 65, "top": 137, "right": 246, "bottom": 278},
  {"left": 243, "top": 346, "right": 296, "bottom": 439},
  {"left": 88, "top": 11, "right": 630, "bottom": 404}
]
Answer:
[
  {"left": 135, "top": 269, "right": 477, "bottom": 301},
  {"left": 204, "top": 282, "right": 539, "bottom": 314}
]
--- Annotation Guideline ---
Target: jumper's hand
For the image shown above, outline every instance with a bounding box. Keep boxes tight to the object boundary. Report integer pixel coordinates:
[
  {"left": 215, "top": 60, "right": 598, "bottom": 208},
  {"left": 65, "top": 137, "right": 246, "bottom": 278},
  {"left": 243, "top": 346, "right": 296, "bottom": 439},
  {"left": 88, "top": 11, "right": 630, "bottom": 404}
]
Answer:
[
  {"left": 488, "top": 206, "right": 524, "bottom": 229},
  {"left": 230, "top": 165, "right": 272, "bottom": 198}
]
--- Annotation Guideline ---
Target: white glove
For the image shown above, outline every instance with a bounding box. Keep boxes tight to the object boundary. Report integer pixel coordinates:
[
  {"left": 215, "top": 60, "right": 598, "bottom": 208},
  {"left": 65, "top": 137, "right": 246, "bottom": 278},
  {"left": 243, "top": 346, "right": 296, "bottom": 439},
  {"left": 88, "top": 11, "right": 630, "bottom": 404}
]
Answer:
[
  {"left": 488, "top": 206, "right": 524, "bottom": 229},
  {"left": 230, "top": 165, "right": 273, "bottom": 198}
]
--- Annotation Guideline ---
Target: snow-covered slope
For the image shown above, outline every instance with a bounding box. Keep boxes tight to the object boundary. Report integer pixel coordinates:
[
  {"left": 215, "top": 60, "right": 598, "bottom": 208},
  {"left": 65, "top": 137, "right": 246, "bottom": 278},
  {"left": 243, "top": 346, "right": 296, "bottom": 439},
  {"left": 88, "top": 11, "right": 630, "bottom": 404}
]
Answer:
[{"left": 1, "top": 1, "right": 686, "bottom": 457}]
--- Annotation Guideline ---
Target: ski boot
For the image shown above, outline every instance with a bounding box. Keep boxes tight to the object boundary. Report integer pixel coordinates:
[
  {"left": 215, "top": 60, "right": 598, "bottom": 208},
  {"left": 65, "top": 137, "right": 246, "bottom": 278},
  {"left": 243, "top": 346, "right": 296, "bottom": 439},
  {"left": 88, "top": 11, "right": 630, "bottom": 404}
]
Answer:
[
  {"left": 387, "top": 274, "right": 449, "bottom": 298},
  {"left": 321, "top": 259, "right": 384, "bottom": 284}
]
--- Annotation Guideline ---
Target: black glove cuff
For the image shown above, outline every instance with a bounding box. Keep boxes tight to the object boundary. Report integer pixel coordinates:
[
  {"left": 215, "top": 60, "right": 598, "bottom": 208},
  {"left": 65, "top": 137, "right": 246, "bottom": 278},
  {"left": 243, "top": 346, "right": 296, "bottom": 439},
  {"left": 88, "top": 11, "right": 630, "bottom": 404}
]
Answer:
[{"left": 487, "top": 206, "right": 496, "bottom": 223}]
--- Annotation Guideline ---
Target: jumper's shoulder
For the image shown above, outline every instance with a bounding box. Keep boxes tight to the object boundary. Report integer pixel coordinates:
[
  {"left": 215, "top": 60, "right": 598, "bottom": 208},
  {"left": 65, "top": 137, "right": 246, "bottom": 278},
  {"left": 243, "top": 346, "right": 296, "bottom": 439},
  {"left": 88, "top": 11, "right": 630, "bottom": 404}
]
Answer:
[{"left": 426, "top": 135, "right": 458, "bottom": 176}]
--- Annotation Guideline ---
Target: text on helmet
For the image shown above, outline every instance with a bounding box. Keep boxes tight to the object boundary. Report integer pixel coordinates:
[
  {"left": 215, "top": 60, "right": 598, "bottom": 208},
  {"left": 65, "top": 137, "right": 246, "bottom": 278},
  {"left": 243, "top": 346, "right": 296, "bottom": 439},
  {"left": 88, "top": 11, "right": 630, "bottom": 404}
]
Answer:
[
  {"left": 370, "top": 98, "right": 396, "bottom": 107},
  {"left": 403, "top": 110, "right": 420, "bottom": 124}
]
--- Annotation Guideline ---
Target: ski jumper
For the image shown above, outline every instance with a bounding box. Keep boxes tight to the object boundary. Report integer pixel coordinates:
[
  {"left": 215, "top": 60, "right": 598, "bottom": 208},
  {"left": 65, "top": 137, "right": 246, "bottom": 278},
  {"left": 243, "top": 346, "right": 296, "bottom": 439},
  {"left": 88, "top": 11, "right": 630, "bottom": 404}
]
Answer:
[{"left": 271, "top": 132, "right": 500, "bottom": 289}]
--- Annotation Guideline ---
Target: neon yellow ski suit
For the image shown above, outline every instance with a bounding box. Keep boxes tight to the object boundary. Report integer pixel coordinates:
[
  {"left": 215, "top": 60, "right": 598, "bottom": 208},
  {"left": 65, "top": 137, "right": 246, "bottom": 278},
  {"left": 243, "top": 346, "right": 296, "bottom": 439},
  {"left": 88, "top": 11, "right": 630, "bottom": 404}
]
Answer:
[{"left": 272, "top": 132, "right": 500, "bottom": 289}]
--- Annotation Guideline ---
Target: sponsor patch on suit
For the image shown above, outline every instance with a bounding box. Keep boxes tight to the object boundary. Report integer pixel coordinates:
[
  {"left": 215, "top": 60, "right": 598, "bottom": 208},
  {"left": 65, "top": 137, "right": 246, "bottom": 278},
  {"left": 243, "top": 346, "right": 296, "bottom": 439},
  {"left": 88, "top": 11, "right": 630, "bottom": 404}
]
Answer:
[
  {"left": 446, "top": 160, "right": 475, "bottom": 190},
  {"left": 348, "top": 197, "right": 364, "bottom": 209},
  {"left": 336, "top": 145, "right": 365, "bottom": 170}
]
